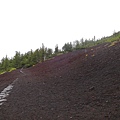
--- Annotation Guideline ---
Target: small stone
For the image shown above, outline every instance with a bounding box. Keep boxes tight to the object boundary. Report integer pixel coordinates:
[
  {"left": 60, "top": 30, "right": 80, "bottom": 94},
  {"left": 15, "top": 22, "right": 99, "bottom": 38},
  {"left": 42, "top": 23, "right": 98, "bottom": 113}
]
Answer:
[
  {"left": 116, "top": 86, "right": 119, "bottom": 90},
  {"left": 70, "top": 116, "right": 73, "bottom": 119},
  {"left": 105, "top": 115, "right": 109, "bottom": 118},
  {"left": 89, "top": 86, "right": 95, "bottom": 91},
  {"left": 51, "top": 108, "right": 54, "bottom": 110},
  {"left": 106, "top": 100, "right": 109, "bottom": 103}
]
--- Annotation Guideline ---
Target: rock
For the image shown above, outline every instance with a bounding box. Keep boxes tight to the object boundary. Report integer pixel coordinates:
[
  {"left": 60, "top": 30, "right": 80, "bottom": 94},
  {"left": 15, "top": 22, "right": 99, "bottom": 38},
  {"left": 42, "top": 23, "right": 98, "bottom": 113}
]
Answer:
[
  {"left": 70, "top": 116, "right": 73, "bottom": 119},
  {"left": 106, "top": 100, "right": 109, "bottom": 103},
  {"left": 89, "top": 86, "right": 95, "bottom": 91}
]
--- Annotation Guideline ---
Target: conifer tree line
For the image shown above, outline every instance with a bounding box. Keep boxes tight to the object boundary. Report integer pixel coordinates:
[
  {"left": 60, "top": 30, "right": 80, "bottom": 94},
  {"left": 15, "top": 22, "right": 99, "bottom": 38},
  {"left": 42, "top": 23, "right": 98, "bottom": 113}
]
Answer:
[
  {"left": 0, "top": 43, "right": 53, "bottom": 73},
  {"left": 0, "top": 31, "right": 120, "bottom": 74}
]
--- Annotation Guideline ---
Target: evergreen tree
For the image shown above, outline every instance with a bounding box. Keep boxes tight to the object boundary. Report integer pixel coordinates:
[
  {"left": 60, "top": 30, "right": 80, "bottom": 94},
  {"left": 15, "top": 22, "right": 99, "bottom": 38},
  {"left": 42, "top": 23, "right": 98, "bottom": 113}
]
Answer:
[
  {"left": 62, "top": 42, "right": 72, "bottom": 52},
  {"left": 40, "top": 43, "right": 45, "bottom": 62},
  {"left": 55, "top": 44, "right": 58, "bottom": 54},
  {"left": 13, "top": 51, "right": 21, "bottom": 68},
  {"left": 1, "top": 56, "right": 9, "bottom": 71},
  {"left": 46, "top": 48, "right": 53, "bottom": 58},
  {"left": 75, "top": 40, "right": 80, "bottom": 50},
  {"left": 4, "top": 55, "right": 9, "bottom": 71},
  {"left": 80, "top": 38, "right": 84, "bottom": 46}
]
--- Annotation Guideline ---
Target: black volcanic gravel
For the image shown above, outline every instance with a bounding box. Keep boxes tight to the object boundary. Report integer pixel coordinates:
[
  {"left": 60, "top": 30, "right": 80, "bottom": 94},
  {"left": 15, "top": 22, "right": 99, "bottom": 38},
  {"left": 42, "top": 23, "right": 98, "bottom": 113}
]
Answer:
[{"left": 0, "top": 42, "right": 120, "bottom": 120}]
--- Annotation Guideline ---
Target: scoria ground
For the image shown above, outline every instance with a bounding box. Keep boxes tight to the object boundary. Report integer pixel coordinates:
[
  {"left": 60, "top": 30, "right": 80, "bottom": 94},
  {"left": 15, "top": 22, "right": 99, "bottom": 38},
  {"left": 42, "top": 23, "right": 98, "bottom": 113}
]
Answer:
[{"left": 0, "top": 41, "right": 120, "bottom": 120}]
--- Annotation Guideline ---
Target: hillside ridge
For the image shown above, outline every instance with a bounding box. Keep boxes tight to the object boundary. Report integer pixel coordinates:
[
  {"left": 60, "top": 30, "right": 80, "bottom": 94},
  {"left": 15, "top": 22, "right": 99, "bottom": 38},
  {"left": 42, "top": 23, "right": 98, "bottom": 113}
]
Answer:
[{"left": 0, "top": 41, "right": 120, "bottom": 119}]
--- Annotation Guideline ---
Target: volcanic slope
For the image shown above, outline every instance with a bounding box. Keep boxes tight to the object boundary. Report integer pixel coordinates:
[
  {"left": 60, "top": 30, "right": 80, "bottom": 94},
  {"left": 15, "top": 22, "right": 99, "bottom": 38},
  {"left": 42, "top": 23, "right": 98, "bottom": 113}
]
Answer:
[{"left": 0, "top": 41, "right": 120, "bottom": 120}]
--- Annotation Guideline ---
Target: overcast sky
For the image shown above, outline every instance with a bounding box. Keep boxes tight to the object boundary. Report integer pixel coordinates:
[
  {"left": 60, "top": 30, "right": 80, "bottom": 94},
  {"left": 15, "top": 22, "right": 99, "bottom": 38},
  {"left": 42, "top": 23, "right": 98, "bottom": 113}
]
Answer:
[{"left": 0, "top": 0, "right": 120, "bottom": 59}]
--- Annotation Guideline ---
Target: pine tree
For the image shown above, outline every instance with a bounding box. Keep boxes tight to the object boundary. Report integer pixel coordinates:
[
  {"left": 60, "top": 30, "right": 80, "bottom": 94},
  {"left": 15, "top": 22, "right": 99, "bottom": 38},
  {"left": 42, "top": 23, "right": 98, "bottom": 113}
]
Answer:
[
  {"left": 40, "top": 43, "right": 45, "bottom": 62},
  {"left": 46, "top": 48, "right": 53, "bottom": 58},
  {"left": 13, "top": 51, "right": 21, "bottom": 68},
  {"left": 55, "top": 44, "right": 58, "bottom": 54},
  {"left": 1, "top": 55, "right": 9, "bottom": 71}
]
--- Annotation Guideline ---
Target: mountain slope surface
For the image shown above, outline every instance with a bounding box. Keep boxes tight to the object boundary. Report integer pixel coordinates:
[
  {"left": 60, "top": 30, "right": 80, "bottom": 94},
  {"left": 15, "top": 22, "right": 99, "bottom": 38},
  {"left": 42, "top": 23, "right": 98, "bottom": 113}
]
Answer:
[{"left": 0, "top": 42, "right": 120, "bottom": 120}]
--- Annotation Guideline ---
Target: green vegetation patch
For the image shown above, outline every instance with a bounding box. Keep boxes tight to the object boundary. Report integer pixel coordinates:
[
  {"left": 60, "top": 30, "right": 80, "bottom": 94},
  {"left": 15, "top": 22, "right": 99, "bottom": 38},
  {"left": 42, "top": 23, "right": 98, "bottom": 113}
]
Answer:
[{"left": 8, "top": 68, "right": 16, "bottom": 72}]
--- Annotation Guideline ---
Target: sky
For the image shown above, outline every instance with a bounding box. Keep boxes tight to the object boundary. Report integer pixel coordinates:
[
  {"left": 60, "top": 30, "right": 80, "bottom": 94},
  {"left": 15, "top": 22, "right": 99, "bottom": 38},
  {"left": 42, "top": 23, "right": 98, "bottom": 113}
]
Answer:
[{"left": 0, "top": 0, "right": 120, "bottom": 60}]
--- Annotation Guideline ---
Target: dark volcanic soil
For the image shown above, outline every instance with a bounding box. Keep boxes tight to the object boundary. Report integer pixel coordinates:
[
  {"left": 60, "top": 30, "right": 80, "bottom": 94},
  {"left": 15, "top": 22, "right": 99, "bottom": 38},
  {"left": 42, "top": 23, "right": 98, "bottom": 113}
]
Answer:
[{"left": 0, "top": 42, "right": 120, "bottom": 120}]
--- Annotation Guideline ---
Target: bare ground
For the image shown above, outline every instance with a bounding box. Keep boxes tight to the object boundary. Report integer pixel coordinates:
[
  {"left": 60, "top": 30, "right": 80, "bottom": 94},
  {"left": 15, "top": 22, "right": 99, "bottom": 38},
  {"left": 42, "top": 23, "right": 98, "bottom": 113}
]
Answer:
[{"left": 0, "top": 42, "right": 120, "bottom": 120}]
